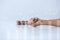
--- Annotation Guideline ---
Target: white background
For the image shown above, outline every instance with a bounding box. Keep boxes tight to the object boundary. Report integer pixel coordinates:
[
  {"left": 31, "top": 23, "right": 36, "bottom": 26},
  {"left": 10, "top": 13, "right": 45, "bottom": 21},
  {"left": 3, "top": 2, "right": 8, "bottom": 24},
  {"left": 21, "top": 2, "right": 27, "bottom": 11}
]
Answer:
[{"left": 0, "top": 0, "right": 60, "bottom": 40}]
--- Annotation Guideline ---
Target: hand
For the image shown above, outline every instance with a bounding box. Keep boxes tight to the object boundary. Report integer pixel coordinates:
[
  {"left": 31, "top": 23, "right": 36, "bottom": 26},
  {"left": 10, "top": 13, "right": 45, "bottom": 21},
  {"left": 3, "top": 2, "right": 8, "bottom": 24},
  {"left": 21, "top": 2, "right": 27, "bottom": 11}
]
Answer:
[{"left": 28, "top": 18, "right": 43, "bottom": 27}]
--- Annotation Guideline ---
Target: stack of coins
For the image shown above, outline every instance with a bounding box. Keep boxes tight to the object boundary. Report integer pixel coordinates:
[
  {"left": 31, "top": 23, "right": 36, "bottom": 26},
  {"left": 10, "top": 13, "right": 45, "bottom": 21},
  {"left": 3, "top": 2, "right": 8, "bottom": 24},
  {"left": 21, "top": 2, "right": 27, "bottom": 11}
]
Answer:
[{"left": 17, "top": 21, "right": 28, "bottom": 25}]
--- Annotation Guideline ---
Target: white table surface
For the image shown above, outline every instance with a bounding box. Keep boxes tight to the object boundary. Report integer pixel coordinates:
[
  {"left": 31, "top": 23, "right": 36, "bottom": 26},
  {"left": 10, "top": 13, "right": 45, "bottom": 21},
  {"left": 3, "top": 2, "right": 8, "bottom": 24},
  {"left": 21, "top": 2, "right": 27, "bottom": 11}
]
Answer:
[{"left": 0, "top": 0, "right": 60, "bottom": 40}]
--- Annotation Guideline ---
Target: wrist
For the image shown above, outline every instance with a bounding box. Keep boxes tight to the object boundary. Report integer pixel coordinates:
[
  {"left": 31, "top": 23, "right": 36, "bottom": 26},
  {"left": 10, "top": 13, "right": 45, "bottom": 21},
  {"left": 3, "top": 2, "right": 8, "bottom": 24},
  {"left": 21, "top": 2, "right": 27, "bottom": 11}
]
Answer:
[{"left": 39, "top": 20, "right": 49, "bottom": 25}]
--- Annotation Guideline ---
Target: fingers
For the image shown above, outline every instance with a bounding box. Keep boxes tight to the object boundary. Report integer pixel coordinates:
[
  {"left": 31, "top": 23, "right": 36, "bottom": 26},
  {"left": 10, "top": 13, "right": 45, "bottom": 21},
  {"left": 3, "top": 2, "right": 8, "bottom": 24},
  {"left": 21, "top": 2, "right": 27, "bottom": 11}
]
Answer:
[
  {"left": 28, "top": 18, "right": 35, "bottom": 25},
  {"left": 28, "top": 18, "right": 41, "bottom": 27},
  {"left": 28, "top": 18, "right": 39, "bottom": 24}
]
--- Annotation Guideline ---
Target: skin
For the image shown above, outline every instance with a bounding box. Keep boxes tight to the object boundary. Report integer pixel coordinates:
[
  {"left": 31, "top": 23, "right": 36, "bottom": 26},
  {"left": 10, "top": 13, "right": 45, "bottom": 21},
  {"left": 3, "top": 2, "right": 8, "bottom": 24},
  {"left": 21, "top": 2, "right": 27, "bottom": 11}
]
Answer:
[{"left": 28, "top": 18, "right": 60, "bottom": 27}]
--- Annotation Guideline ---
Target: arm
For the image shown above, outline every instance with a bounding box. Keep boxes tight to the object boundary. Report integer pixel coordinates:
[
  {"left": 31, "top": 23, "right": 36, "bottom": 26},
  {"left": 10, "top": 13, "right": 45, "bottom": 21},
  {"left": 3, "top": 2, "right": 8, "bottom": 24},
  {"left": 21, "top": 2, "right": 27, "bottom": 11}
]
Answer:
[
  {"left": 39, "top": 19, "right": 60, "bottom": 27},
  {"left": 28, "top": 18, "right": 60, "bottom": 27}
]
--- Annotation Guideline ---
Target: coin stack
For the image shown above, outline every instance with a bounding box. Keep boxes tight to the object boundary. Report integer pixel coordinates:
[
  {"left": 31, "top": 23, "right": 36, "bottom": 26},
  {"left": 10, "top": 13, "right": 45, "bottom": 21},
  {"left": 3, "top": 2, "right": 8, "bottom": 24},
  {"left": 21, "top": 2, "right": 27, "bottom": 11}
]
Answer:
[{"left": 17, "top": 21, "right": 28, "bottom": 25}]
